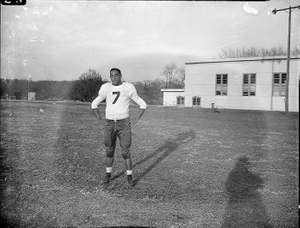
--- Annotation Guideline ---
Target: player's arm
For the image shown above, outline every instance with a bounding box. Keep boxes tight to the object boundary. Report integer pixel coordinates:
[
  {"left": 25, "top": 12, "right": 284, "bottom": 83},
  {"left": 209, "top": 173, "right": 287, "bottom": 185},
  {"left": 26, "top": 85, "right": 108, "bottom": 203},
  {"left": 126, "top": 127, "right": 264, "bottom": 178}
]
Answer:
[
  {"left": 91, "top": 87, "right": 107, "bottom": 121},
  {"left": 92, "top": 102, "right": 103, "bottom": 120},
  {"left": 132, "top": 108, "right": 146, "bottom": 125},
  {"left": 129, "top": 85, "right": 147, "bottom": 124}
]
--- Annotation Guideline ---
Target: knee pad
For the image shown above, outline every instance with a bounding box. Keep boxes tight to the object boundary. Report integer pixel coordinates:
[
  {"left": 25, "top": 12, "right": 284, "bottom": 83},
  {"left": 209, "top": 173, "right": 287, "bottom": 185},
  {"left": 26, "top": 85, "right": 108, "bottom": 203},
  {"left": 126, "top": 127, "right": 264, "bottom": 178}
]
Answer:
[
  {"left": 121, "top": 148, "right": 131, "bottom": 159},
  {"left": 106, "top": 147, "right": 115, "bottom": 158}
]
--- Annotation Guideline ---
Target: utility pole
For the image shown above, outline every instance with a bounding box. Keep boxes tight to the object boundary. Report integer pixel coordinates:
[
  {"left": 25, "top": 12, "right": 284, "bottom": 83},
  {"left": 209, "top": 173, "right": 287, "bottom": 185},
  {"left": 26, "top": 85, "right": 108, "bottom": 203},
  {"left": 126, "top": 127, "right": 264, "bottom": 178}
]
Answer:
[
  {"left": 272, "top": 5, "right": 300, "bottom": 115},
  {"left": 27, "top": 75, "right": 32, "bottom": 100}
]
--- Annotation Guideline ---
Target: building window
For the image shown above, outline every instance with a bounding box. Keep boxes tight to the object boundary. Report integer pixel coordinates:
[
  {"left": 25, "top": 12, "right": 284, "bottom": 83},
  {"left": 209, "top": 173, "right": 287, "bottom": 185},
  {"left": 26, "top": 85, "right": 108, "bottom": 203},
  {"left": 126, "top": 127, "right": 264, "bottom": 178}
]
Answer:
[
  {"left": 273, "top": 73, "right": 286, "bottom": 96},
  {"left": 243, "top": 74, "right": 256, "bottom": 96},
  {"left": 216, "top": 74, "right": 227, "bottom": 96},
  {"left": 177, "top": 96, "right": 184, "bottom": 105},
  {"left": 192, "top": 96, "right": 201, "bottom": 105}
]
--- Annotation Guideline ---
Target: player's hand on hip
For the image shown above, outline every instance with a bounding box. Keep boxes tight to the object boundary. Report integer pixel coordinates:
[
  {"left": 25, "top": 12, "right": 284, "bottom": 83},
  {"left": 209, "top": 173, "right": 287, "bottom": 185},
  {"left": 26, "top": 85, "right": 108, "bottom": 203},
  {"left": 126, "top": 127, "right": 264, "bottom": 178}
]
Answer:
[
  {"left": 131, "top": 119, "right": 138, "bottom": 125},
  {"left": 99, "top": 117, "right": 106, "bottom": 129}
]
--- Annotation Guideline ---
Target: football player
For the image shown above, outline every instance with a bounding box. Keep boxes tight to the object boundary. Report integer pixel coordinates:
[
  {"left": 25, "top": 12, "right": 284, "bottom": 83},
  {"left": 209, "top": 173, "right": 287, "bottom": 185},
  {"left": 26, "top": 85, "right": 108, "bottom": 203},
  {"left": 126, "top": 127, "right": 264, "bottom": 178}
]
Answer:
[{"left": 91, "top": 68, "right": 146, "bottom": 188}]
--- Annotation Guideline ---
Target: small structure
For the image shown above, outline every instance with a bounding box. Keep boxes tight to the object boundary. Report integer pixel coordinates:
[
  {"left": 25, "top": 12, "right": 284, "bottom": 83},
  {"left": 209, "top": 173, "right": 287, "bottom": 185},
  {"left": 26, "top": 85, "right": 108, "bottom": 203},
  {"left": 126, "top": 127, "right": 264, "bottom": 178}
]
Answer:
[
  {"left": 161, "top": 88, "right": 184, "bottom": 107},
  {"left": 28, "top": 92, "right": 36, "bottom": 101}
]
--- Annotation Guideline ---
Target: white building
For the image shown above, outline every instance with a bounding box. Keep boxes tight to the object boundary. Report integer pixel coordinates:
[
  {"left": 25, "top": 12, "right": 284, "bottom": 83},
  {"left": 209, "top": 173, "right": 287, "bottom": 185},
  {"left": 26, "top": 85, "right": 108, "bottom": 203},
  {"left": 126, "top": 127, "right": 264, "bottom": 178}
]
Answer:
[
  {"left": 161, "top": 88, "right": 185, "bottom": 107},
  {"left": 162, "top": 56, "right": 299, "bottom": 112}
]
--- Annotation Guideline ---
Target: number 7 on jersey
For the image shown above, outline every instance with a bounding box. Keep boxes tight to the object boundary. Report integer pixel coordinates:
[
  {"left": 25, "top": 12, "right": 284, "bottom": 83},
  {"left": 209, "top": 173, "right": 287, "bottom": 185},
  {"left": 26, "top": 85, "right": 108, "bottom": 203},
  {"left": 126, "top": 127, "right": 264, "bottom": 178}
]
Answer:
[{"left": 112, "top": 91, "right": 120, "bottom": 104}]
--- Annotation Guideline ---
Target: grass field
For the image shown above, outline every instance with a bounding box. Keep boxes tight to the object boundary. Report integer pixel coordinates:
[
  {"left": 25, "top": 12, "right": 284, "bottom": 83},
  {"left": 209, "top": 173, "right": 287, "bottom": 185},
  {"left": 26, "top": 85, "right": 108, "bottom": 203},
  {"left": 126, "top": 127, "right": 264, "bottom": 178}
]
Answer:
[{"left": 0, "top": 100, "right": 299, "bottom": 228}]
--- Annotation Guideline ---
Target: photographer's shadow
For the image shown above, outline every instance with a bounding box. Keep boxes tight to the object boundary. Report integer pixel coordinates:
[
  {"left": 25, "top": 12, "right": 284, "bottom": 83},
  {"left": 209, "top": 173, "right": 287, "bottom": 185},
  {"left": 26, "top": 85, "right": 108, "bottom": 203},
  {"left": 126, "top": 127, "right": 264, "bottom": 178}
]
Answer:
[{"left": 222, "top": 157, "right": 273, "bottom": 228}]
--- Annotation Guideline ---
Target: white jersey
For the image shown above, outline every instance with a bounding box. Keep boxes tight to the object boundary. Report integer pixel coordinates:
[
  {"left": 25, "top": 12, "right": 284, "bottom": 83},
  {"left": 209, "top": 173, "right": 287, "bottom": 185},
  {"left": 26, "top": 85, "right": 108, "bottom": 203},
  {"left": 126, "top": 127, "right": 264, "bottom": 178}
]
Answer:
[{"left": 91, "top": 82, "right": 147, "bottom": 120}]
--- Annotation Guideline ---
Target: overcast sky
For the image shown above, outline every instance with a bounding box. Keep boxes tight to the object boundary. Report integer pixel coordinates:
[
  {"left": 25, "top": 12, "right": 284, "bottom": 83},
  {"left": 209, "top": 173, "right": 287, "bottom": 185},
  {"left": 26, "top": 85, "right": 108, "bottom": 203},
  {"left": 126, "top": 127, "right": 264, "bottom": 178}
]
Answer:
[{"left": 1, "top": 0, "right": 299, "bottom": 82}]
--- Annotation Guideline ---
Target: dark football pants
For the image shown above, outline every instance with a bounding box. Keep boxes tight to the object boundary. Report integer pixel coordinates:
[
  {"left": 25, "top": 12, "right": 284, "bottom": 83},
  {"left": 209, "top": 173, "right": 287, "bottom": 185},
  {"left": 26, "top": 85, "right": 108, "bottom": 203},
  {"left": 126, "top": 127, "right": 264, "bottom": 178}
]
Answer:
[{"left": 104, "top": 118, "right": 132, "bottom": 159}]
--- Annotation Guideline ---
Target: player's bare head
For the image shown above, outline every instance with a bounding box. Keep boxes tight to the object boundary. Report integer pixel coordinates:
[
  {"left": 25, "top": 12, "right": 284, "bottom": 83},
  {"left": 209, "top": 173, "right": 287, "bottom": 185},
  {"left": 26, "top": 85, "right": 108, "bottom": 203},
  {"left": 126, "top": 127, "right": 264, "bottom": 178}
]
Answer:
[
  {"left": 110, "top": 68, "right": 122, "bottom": 86},
  {"left": 110, "top": 68, "right": 122, "bottom": 76}
]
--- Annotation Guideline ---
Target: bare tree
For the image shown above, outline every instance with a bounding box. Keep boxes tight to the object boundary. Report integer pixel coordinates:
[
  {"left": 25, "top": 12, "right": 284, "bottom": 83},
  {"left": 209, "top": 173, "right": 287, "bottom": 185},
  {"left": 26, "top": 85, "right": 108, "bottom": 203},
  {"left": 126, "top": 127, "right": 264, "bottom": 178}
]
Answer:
[
  {"left": 161, "top": 63, "right": 185, "bottom": 88},
  {"left": 161, "top": 63, "right": 176, "bottom": 88},
  {"left": 178, "top": 67, "right": 185, "bottom": 87},
  {"left": 219, "top": 45, "right": 299, "bottom": 59},
  {"left": 292, "top": 44, "right": 300, "bottom": 56}
]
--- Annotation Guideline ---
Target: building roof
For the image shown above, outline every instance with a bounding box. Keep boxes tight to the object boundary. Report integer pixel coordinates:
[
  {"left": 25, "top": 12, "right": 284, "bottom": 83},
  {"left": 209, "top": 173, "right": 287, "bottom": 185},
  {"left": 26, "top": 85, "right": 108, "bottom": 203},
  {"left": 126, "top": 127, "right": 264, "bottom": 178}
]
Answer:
[
  {"left": 185, "top": 56, "right": 300, "bottom": 65},
  {"left": 161, "top": 88, "right": 184, "bottom": 92}
]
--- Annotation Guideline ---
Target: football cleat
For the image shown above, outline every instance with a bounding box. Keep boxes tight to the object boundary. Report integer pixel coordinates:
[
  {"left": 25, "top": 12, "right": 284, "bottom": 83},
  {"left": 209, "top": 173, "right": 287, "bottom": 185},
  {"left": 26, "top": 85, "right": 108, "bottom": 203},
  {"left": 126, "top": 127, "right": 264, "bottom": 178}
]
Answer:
[
  {"left": 127, "top": 175, "right": 134, "bottom": 188},
  {"left": 103, "top": 173, "right": 111, "bottom": 185}
]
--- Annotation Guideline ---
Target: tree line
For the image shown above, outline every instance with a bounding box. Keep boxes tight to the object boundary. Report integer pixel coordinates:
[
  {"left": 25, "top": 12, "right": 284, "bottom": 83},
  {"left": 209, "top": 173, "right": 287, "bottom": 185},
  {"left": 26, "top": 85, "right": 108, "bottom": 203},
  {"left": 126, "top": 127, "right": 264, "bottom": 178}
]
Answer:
[
  {"left": 0, "top": 65, "right": 184, "bottom": 105},
  {"left": 219, "top": 45, "right": 300, "bottom": 59},
  {"left": 1, "top": 45, "right": 297, "bottom": 104}
]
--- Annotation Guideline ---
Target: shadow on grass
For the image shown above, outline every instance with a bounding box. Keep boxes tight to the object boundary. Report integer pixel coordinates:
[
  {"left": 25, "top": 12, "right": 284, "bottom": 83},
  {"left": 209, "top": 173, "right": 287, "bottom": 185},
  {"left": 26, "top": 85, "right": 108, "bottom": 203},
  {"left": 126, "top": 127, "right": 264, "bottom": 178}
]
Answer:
[
  {"left": 129, "top": 130, "right": 196, "bottom": 186},
  {"left": 221, "top": 156, "right": 273, "bottom": 228},
  {"left": 103, "top": 227, "right": 153, "bottom": 228}
]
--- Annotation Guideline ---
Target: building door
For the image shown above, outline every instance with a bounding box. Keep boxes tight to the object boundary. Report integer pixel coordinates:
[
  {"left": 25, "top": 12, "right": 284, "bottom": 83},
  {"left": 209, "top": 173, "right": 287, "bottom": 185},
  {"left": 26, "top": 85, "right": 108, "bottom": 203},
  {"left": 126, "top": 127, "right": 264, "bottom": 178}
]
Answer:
[
  {"left": 177, "top": 96, "right": 185, "bottom": 107},
  {"left": 192, "top": 96, "right": 201, "bottom": 107}
]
